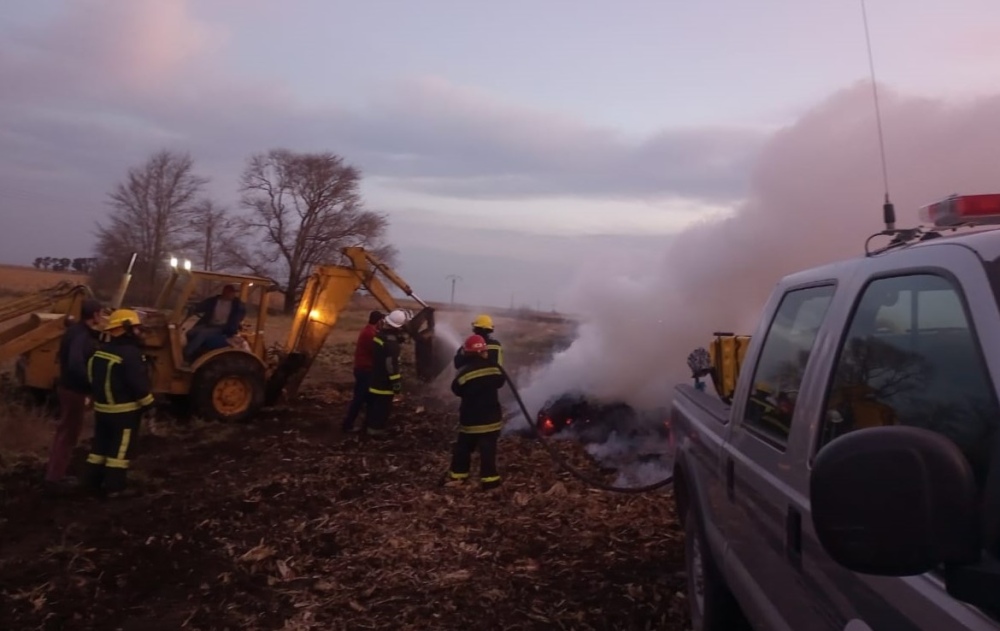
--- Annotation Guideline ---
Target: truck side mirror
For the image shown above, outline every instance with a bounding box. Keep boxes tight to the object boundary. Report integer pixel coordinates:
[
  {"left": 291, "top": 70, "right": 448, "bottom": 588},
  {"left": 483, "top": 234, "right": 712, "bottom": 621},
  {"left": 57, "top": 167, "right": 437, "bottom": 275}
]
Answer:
[{"left": 810, "top": 426, "right": 981, "bottom": 576}]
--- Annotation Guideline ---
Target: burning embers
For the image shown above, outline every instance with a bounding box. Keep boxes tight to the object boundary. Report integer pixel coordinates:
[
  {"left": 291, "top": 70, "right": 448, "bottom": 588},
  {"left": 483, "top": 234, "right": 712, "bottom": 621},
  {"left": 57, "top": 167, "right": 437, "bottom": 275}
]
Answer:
[
  {"left": 531, "top": 391, "right": 666, "bottom": 444},
  {"left": 505, "top": 390, "right": 674, "bottom": 488}
]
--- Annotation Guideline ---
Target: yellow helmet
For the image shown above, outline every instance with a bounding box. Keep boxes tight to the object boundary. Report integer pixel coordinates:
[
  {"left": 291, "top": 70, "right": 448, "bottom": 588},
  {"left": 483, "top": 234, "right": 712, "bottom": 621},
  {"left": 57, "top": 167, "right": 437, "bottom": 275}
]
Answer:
[
  {"left": 104, "top": 308, "right": 142, "bottom": 331},
  {"left": 472, "top": 314, "right": 494, "bottom": 330}
]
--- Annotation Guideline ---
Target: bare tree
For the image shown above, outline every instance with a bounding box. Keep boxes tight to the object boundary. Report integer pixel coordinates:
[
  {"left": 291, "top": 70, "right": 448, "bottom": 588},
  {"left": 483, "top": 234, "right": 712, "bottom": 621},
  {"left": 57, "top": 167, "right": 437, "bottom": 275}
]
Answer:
[
  {"left": 190, "top": 200, "right": 232, "bottom": 271},
  {"left": 228, "top": 149, "right": 396, "bottom": 313},
  {"left": 95, "top": 150, "right": 208, "bottom": 300}
]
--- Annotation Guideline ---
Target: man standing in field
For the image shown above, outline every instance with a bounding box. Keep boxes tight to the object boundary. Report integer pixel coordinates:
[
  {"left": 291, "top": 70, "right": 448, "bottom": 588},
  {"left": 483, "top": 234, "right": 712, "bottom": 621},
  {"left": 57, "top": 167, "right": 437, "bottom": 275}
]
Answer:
[
  {"left": 365, "top": 309, "right": 407, "bottom": 437},
  {"left": 446, "top": 334, "right": 506, "bottom": 490},
  {"left": 84, "top": 309, "right": 156, "bottom": 499},
  {"left": 340, "top": 310, "right": 384, "bottom": 434},
  {"left": 44, "top": 298, "right": 103, "bottom": 495}
]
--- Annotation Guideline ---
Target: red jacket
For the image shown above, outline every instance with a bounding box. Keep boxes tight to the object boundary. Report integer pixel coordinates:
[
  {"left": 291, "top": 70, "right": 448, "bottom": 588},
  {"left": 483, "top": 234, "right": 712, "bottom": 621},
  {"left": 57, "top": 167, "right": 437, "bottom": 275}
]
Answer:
[{"left": 353, "top": 324, "right": 378, "bottom": 372}]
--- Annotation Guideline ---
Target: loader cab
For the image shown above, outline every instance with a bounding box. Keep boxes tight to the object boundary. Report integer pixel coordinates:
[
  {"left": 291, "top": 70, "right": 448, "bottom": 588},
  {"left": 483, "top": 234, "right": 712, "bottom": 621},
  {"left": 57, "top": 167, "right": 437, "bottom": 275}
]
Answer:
[
  {"left": 153, "top": 268, "right": 274, "bottom": 361},
  {"left": 133, "top": 266, "right": 276, "bottom": 422}
]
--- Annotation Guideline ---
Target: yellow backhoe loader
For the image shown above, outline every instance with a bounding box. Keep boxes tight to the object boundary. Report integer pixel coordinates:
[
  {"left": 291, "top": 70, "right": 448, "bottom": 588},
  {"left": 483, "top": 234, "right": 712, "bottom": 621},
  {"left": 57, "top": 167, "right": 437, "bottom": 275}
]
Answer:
[
  {"left": 0, "top": 280, "right": 97, "bottom": 401},
  {"left": 0, "top": 247, "right": 451, "bottom": 422}
]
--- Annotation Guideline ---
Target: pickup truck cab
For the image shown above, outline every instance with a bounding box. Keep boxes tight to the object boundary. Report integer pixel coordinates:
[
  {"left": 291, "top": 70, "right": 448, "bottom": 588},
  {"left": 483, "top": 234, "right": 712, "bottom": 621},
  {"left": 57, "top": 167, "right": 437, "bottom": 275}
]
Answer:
[{"left": 670, "top": 195, "right": 1000, "bottom": 631}]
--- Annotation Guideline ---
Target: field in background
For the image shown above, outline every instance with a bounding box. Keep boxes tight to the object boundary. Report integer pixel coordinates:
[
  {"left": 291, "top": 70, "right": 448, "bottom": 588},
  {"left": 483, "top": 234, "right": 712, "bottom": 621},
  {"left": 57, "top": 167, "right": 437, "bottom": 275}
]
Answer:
[
  {"left": 0, "top": 271, "right": 577, "bottom": 462},
  {"left": 0, "top": 266, "right": 693, "bottom": 630},
  {"left": 0, "top": 264, "right": 88, "bottom": 297}
]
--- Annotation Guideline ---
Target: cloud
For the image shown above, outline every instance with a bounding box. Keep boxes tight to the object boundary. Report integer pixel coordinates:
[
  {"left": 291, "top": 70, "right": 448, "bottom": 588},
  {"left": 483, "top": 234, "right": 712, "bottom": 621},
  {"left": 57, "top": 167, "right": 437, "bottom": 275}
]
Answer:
[
  {"left": 346, "top": 77, "right": 764, "bottom": 201},
  {"left": 513, "top": 82, "right": 1000, "bottom": 418},
  {"left": 3, "top": 0, "right": 222, "bottom": 103},
  {"left": 0, "top": 1, "right": 761, "bottom": 199}
]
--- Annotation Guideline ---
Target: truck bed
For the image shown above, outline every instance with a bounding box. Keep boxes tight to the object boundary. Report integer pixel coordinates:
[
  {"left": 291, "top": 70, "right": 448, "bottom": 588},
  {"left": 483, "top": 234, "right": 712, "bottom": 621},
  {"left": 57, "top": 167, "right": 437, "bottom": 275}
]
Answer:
[{"left": 673, "top": 383, "right": 730, "bottom": 427}]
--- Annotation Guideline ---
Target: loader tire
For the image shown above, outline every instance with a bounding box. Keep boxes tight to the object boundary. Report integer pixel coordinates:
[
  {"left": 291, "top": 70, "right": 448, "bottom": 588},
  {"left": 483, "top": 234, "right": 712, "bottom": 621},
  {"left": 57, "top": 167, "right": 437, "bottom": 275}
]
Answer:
[
  {"left": 684, "top": 503, "right": 751, "bottom": 631},
  {"left": 192, "top": 353, "right": 266, "bottom": 423}
]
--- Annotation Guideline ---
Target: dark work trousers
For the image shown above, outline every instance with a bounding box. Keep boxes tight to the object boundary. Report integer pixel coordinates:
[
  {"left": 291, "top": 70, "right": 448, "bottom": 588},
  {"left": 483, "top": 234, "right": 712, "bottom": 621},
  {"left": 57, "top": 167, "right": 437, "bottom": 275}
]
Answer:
[
  {"left": 341, "top": 370, "right": 372, "bottom": 432},
  {"left": 365, "top": 393, "right": 394, "bottom": 436},
  {"left": 449, "top": 430, "right": 501, "bottom": 486},
  {"left": 45, "top": 387, "right": 88, "bottom": 482},
  {"left": 83, "top": 411, "right": 142, "bottom": 494}
]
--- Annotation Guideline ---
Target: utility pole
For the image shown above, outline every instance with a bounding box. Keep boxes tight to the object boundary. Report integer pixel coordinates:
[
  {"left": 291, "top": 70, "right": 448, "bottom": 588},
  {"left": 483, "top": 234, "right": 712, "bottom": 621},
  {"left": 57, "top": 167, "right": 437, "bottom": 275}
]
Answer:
[{"left": 445, "top": 274, "right": 462, "bottom": 305}]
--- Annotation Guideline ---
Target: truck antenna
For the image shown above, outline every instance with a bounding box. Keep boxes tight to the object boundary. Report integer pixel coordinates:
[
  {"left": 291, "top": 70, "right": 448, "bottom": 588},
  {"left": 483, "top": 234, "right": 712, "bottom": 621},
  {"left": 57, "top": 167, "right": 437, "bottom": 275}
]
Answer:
[{"left": 861, "top": 0, "right": 895, "bottom": 231}]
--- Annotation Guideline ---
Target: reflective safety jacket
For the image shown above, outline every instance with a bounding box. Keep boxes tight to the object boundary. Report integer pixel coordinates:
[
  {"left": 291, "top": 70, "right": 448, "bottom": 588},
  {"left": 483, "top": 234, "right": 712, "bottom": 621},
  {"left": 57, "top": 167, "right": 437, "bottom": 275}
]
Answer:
[
  {"left": 369, "top": 331, "right": 402, "bottom": 396},
  {"left": 453, "top": 334, "right": 503, "bottom": 370},
  {"left": 87, "top": 336, "right": 154, "bottom": 414},
  {"left": 451, "top": 356, "right": 506, "bottom": 433}
]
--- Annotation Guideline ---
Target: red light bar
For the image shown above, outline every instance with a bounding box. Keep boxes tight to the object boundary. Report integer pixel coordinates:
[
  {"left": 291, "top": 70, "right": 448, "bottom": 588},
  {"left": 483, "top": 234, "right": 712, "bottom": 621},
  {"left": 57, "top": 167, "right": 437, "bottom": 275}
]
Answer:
[{"left": 919, "top": 194, "right": 1000, "bottom": 227}]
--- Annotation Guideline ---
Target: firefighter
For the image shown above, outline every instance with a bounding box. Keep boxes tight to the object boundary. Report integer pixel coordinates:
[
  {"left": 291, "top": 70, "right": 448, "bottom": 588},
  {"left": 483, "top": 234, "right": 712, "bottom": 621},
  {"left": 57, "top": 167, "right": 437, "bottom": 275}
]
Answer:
[
  {"left": 453, "top": 313, "right": 503, "bottom": 369},
  {"left": 447, "top": 334, "right": 507, "bottom": 490},
  {"left": 83, "top": 308, "right": 155, "bottom": 498},
  {"left": 365, "top": 309, "right": 407, "bottom": 437}
]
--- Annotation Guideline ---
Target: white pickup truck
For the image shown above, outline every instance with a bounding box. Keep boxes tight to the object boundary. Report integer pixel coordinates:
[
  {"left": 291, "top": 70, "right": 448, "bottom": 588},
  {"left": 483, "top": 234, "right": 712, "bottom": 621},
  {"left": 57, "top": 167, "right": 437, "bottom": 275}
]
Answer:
[{"left": 670, "top": 194, "right": 1000, "bottom": 631}]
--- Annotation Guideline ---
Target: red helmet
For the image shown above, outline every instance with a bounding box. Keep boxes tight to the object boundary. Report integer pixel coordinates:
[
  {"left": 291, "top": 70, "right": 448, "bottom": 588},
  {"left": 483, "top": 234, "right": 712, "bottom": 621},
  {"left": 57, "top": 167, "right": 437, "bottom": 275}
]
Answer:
[{"left": 463, "top": 334, "right": 487, "bottom": 354}]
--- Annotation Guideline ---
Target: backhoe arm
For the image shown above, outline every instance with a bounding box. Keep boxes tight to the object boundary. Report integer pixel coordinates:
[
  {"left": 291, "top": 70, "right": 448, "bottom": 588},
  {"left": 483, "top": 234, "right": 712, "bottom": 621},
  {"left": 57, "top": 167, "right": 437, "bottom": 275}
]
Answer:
[
  {"left": 342, "top": 247, "right": 429, "bottom": 308},
  {"left": 0, "top": 283, "right": 93, "bottom": 365},
  {"left": 265, "top": 247, "right": 452, "bottom": 404},
  {"left": 265, "top": 264, "right": 365, "bottom": 403}
]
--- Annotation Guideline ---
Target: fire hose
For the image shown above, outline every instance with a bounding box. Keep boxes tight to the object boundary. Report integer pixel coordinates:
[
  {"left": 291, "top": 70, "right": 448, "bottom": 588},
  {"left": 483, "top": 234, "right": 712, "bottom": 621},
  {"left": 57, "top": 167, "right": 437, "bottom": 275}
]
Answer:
[{"left": 498, "top": 365, "right": 674, "bottom": 494}]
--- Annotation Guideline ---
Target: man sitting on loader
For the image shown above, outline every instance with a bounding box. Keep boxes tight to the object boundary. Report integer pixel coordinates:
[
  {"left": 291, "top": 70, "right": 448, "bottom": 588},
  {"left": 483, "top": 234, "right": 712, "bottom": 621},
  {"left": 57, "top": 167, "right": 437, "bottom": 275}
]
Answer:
[{"left": 183, "top": 284, "right": 246, "bottom": 363}]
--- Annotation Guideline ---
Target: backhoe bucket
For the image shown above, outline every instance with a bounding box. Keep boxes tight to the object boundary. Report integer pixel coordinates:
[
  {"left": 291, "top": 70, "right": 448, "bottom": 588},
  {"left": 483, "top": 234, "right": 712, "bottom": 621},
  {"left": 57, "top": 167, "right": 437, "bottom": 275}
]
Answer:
[
  {"left": 414, "top": 334, "right": 453, "bottom": 382},
  {"left": 406, "top": 307, "right": 451, "bottom": 382}
]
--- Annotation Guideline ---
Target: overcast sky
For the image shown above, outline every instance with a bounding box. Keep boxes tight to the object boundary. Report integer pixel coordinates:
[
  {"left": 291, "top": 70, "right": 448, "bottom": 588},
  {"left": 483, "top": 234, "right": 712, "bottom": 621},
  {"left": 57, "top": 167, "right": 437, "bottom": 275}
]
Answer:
[{"left": 2, "top": 1, "right": 999, "bottom": 308}]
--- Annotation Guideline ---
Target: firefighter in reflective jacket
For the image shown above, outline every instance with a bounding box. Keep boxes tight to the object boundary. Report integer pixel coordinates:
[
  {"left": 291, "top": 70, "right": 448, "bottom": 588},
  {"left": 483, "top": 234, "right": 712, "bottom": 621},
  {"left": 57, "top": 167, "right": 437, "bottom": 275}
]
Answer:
[
  {"left": 453, "top": 313, "right": 503, "bottom": 370},
  {"left": 366, "top": 309, "right": 407, "bottom": 436},
  {"left": 83, "top": 309, "right": 155, "bottom": 497},
  {"left": 447, "top": 334, "right": 507, "bottom": 489}
]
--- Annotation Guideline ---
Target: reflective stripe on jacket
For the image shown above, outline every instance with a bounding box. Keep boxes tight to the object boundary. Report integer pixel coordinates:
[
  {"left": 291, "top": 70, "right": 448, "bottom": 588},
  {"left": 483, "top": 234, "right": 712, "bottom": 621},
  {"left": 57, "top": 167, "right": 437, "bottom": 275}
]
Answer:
[
  {"left": 369, "top": 333, "right": 401, "bottom": 396},
  {"left": 451, "top": 358, "right": 506, "bottom": 431},
  {"left": 87, "top": 337, "right": 154, "bottom": 414}
]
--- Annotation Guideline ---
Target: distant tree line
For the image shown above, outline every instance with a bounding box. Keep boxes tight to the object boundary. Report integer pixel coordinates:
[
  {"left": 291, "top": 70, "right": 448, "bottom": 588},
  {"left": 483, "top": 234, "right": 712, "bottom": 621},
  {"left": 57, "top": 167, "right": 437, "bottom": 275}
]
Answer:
[
  {"left": 91, "top": 148, "right": 396, "bottom": 312},
  {"left": 32, "top": 257, "right": 98, "bottom": 273}
]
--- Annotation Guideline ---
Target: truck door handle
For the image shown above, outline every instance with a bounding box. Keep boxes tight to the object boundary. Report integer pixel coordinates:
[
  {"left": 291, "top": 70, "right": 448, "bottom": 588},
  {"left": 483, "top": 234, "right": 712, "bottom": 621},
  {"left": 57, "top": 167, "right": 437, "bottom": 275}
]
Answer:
[
  {"left": 786, "top": 506, "right": 802, "bottom": 569},
  {"left": 725, "top": 458, "right": 734, "bottom": 500}
]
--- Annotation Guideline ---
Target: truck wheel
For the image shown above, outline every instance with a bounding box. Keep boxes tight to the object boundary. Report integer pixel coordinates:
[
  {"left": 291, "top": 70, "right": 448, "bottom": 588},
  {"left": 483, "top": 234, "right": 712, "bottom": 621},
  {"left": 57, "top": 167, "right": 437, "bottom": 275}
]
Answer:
[
  {"left": 684, "top": 504, "right": 751, "bottom": 631},
  {"left": 192, "top": 353, "right": 265, "bottom": 423}
]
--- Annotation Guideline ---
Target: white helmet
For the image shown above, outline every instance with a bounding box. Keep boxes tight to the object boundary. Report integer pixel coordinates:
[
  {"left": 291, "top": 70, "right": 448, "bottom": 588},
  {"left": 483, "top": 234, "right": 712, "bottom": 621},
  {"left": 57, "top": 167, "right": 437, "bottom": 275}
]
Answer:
[{"left": 384, "top": 309, "right": 408, "bottom": 329}]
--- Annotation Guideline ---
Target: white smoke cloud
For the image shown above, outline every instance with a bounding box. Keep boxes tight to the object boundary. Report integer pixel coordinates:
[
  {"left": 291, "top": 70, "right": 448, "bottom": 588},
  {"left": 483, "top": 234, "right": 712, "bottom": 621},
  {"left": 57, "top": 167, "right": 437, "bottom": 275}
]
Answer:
[{"left": 512, "top": 82, "right": 1000, "bottom": 423}]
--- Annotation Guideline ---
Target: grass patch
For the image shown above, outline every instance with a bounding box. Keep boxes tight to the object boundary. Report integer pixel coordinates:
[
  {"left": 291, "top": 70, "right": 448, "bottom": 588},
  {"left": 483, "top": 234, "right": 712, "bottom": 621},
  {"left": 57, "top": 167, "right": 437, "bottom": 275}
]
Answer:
[{"left": 0, "top": 395, "right": 62, "bottom": 468}]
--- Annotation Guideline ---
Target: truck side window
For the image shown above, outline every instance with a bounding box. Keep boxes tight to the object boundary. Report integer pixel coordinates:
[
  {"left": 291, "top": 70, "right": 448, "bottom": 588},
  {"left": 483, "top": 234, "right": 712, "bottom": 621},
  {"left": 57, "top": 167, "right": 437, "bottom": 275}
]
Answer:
[
  {"left": 819, "top": 274, "right": 1000, "bottom": 487},
  {"left": 742, "top": 285, "right": 836, "bottom": 446}
]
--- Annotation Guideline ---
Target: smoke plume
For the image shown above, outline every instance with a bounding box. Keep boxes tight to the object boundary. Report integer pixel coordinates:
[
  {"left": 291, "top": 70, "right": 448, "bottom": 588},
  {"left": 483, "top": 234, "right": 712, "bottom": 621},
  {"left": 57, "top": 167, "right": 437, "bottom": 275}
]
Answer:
[{"left": 513, "top": 83, "right": 1000, "bottom": 420}]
